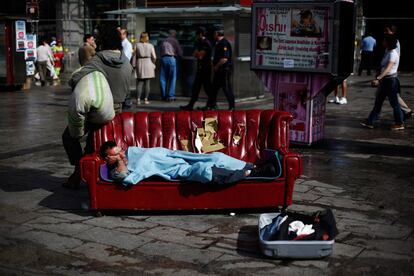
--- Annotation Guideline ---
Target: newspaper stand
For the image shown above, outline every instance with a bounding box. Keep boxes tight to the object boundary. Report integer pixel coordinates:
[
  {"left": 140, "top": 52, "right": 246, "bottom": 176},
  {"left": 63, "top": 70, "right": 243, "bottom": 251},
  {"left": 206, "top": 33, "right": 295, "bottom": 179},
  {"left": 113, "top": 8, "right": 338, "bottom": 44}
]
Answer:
[{"left": 252, "top": 0, "right": 356, "bottom": 144}]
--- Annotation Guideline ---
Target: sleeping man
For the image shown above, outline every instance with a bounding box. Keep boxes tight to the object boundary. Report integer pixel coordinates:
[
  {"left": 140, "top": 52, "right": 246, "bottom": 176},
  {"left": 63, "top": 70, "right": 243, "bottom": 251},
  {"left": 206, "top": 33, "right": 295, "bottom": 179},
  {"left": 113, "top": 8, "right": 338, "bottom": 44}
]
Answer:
[{"left": 99, "top": 141, "right": 280, "bottom": 186}]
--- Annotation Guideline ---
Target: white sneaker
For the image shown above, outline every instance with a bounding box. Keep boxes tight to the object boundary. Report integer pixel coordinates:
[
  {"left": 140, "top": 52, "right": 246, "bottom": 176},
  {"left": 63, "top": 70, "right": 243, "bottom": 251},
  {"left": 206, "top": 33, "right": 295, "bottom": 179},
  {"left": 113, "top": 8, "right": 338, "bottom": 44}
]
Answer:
[
  {"left": 338, "top": 97, "right": 347, "bottom": 105},
  {"left": 328, "top": 96, "right": 340, "bottom": 103}
]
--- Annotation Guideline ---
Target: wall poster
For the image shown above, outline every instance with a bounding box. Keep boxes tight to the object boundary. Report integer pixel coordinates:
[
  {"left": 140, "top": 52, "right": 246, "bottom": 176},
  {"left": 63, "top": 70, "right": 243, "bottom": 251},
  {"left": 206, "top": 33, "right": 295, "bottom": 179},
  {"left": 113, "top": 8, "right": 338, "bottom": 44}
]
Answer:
[
  {"left": 252, "top": 3, "right": 333, "bottom": 73},
  {"left": 15, "top": 20, "right": 26, "bottom": 52}
]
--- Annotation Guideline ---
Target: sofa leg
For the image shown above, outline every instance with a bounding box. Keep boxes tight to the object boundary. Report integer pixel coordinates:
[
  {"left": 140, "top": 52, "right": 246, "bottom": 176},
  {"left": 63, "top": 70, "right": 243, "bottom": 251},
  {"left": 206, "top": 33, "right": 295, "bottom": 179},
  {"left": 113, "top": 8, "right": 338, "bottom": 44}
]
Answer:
[{"left": 95, "top": 211, "right": 104, "bottom": 217}]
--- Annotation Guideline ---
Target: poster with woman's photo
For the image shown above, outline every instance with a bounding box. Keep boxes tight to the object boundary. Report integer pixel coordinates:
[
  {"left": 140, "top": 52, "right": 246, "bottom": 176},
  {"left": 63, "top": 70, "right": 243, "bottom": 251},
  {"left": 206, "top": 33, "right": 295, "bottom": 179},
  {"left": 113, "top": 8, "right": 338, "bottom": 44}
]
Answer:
[
  {"left": 252, "top": 4, "right": 332, "bottom": 72},
  {"left": 290, "top": 9, "right": 324, "bottom": 37}
]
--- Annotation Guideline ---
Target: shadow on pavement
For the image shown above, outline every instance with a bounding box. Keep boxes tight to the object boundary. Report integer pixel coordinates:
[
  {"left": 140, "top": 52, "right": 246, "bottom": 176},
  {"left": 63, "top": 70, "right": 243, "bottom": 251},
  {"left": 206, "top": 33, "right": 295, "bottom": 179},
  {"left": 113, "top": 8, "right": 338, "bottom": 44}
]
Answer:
[
  {"left": 0, "top": 164, "right": 90, "bottom": 213},
  {"left": 293, "top": 138, "right": 414, "bottom": 158}
]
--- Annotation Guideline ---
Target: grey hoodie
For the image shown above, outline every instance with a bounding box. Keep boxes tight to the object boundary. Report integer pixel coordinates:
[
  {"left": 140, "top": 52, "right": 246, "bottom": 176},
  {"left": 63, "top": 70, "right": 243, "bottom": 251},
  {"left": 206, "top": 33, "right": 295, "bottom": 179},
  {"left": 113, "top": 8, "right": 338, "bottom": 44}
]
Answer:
[{"left": 70, "top": 50, "right": 133, "bottom": 104}]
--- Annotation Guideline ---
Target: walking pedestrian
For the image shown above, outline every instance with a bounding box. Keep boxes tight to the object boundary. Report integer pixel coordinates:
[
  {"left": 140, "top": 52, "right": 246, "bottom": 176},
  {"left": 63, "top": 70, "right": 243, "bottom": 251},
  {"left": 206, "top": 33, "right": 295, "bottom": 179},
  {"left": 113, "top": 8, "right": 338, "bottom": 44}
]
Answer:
[
  {"left": 358, "top": 32, "right": 376, "bottom": 76},
  {"left": 78, "top": 34, "right": 96, "bottom": 66},
  {"left": 360, "top": 35, "right": 404, "bottom": 130},
  {"left": 201, "top": 29, "right": 235, "bottom": 110},
  {"left": 180, "top": 27, "right": 213, "bottom": 111},
  {"left": 52, "top": 39, "right": 64, "bottom": 77},
  {"left": 132, "top": 32, "right": 156, "bottom": 105},
  {"left": 384, "top": 25, "right": 412, "bottom": 119},
  {"left": 36, "top": 37, "right": 54, "bottom": 86},
  {"left": 159, "top": 29, "right": 182, "bottom": 101}
]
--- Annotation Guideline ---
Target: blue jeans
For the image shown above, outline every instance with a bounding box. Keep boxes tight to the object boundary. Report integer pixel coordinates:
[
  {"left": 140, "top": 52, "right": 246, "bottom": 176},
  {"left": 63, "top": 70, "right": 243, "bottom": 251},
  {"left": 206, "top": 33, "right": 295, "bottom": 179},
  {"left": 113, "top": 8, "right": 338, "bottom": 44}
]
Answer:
[
  {"left": 160, "top": 56, "right": 177, "bottom": 99},
  {"left": 368, "top": 77, "right": 404, "bottom": 125}
]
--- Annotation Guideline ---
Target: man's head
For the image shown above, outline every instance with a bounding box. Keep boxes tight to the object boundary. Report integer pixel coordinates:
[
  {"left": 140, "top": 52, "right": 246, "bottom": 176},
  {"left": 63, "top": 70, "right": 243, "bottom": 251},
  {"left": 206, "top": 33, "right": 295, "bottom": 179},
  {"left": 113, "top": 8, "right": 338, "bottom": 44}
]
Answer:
[
  {"left": 98, "top": 25, "right": 122, "bottom": 51},
  {"left": 196, "top": 27, "right": 206, "bottom": 39},
  {"left": 84, "top": 34, "right": 95, "bottom": 46},
  {"left": 99, "top": 141, "right": 125, "bottom": 165},
  {"left": 383, "top": 34, "right": 398, "bottom": 50},
  {"left": 168, "top": 29, "right": 177, "bottom": 37},
  {"left": 120, "top": 28, "right": 128, "bottom": 40},
  {"left": 384, "top": 25, "right": 397, "bottom": 35},
  {"left": 214, "top": 28, "right": 224, "bottom": 41}
]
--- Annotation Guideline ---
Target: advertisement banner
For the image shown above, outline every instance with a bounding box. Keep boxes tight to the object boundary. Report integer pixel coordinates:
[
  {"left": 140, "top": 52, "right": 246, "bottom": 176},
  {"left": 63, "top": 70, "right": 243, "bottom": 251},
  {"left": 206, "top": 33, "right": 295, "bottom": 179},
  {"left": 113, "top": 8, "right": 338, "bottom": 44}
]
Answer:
[
  {"left": 15, "top": 20, "right": 26, "bottom": 52},
  {"left": 252, "top": 4, "right": 332, "bottom": 73},
  {"left": 25, "top": 34, "right": 37, "bottom": 61}
]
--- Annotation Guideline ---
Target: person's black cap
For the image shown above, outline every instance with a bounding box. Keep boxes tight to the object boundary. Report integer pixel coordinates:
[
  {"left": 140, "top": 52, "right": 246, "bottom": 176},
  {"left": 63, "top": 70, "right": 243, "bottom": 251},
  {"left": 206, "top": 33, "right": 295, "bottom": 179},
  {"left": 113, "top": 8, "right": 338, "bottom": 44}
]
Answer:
[{"left": 214, "top": 26, "right": 224, "bottom": 36}]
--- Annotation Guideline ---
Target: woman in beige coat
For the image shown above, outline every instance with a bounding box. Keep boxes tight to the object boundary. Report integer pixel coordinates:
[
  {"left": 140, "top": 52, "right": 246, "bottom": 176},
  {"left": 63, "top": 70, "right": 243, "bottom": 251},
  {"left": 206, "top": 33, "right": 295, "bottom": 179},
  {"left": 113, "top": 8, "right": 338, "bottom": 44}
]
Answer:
[{"left": 133, "top": 32, "right": 156, "bottom": 105}]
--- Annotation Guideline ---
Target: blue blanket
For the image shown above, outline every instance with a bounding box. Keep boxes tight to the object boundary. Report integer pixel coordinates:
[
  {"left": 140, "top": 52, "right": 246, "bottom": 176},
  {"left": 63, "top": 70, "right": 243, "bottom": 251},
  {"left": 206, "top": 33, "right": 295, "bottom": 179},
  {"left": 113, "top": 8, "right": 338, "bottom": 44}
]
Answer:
[{"left": 122, "top": 147, "right": 247, "bottom": 186}]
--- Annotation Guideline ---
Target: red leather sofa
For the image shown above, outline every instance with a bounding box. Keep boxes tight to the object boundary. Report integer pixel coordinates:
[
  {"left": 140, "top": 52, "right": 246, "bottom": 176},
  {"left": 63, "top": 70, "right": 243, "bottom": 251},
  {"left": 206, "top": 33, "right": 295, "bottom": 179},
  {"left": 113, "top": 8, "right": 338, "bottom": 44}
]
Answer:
[{"left": 80, "top": 110, "right": 302, "bottom": 211}]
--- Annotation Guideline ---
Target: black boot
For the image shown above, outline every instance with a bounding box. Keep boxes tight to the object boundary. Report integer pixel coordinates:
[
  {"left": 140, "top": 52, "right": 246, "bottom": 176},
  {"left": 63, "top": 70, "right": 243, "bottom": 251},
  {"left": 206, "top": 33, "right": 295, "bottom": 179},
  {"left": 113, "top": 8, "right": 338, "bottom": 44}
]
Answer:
[{"left": 250, "top": 163, "right": 277, "bottom": 177}]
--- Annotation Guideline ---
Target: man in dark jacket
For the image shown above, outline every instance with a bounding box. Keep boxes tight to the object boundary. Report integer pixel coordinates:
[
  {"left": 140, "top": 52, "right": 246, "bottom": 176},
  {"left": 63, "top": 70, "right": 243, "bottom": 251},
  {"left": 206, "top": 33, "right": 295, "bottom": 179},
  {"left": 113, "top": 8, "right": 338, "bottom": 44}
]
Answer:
[
  {"left": 201, "top": 29, "right": 235, "bottom": 110},
  {"left": 180, "top": 27, "right": 212, "bottom": 111}
]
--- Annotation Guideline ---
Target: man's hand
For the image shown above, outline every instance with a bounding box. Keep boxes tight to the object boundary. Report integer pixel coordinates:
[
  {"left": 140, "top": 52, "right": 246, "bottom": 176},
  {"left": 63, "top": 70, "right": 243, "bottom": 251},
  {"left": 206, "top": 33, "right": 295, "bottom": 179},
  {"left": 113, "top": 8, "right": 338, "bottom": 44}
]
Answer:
[{"left": 371, "top": 79, "right": 380, "bottom": 87}]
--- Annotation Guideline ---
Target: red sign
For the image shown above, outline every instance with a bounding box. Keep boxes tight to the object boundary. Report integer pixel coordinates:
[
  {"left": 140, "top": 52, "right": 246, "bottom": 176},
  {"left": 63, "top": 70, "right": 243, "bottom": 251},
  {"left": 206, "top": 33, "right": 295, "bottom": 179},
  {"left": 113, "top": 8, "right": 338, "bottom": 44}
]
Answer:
[{"left": 240, "top": 0, "right": 252, "bottom": 6}]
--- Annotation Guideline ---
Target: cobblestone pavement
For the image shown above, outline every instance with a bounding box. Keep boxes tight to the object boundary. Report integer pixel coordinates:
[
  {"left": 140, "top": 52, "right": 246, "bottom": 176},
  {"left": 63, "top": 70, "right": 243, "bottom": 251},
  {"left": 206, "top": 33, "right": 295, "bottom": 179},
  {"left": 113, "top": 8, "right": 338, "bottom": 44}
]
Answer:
[{"left": 0, "top": 74, "right": 413, "bottom": 275}]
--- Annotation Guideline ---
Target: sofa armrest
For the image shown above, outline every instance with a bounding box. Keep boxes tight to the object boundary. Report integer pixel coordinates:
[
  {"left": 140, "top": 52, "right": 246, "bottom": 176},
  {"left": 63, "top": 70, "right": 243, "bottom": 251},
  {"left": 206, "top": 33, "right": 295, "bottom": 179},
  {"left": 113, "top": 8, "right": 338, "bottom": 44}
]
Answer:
[
  {"left": 283, "top": 152, "right": 302, "bottom": 207},
  {"left": 80, "top": 153, "right": 102, "bottom": 210}
]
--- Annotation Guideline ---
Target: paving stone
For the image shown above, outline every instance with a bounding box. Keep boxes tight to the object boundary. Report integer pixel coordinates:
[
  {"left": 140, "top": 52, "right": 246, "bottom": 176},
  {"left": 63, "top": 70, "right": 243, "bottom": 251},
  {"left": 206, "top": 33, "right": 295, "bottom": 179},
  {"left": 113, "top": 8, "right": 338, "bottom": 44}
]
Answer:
[
  {"left": 343, "top": 237, "right": 414, "bottom": 256},
  {"left": 50, "top": 211, "right": 92, "bottom": 222},
  {"left": 358, "top": 250, "right": 413, "bottom": 261},
  {"left": 290, "top": 260, "right": 329, "bottom": 270},
  {"left": 0, "top": 235, "right": 14, "bottom": 246},
  {"left": 337, "top": 219, "right": 412, "bottom": 239},
  {"left": 25, "top": 216, "right": 94, "bottom": 236},
  {"left": 293, "top": 192, "right": 321, "bottom": 202},
  {"left": 85, "top": 216, "right": 157, "bottom": 230},
  {"left": 145, "top": 215, "right": 217, "bottom": 232},
  {"left": 137, "top": 240, "right": 222, "bottom": 265},
  {"left": 12, "top": 229, "right": 83, "bottom": 253},
  {"left": 141, "top": 226, "right": 215, "bottom": 249},
  {"left": 71, "top": 242, "right": 142, "bottom": 265},
  {"left": 221, "top": 261, "right": 276, "bottom": 269},
  {"left": 308, "top": 186, "right": 345, "bottom": 197},
  {"left": 332, "top": 242, "right": 364, "bottom": 258},
  {"left": 293, "top": 183, "right": 314, "bottom": 193},
  {"left": 144, "top": 268, "right": 210, "bottom": 276},
  {"left": 314, "top": 196, "right": 376, "bottom": 212},
  {"left": 51, "top": 266, "right": 118, "bottom": 276},
  {"left": 286, "top": 204, "right": 324, "bottom": 213},
  {"left": 75, "top": 227, "right": 152, "bottom": 250},
  {"left": 334, "top": 209, "right": 392, "bottom": 225},
  {"left": 228, "top": 265, "right": 322, "bottom": 276},
  {"left": 300, "top": 180, "right": 344, "bottom": 190},
  {"left": 215, "top": 253, "right": 264, "bottom": 262},
  {"left": 0, "top": 189, "right": 53, "bottom": 211},
  {"left": 335, "top": 231, "right": 351, "bottom": 242},
  {"left": 2, "top": 211, "right": 41, "bottom": 224}
]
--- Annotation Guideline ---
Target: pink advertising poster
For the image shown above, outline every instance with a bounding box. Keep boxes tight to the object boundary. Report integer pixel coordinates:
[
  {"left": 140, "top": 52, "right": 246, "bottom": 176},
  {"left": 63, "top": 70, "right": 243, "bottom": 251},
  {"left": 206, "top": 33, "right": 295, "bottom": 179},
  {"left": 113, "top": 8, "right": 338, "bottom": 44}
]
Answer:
[
  {"left": 15, "top": 20, "right": 26, "bottom": 52},
  {"left": 252, "top": 4, "right": 332, "bottom": 72}
]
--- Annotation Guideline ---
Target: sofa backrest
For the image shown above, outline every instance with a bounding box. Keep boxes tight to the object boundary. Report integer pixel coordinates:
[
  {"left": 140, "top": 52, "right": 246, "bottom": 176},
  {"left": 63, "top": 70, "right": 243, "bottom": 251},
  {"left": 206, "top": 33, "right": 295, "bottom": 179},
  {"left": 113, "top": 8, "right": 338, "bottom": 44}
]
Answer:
[{"left": 93, "top": 110, "right": 292, "bottom": 163}]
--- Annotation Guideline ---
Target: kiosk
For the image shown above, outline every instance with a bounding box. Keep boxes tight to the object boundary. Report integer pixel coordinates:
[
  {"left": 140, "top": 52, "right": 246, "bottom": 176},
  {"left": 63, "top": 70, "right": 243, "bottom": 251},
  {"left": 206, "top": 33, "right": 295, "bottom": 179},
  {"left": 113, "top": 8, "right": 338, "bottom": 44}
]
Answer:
[
  {"left": 0, "top": 17, "right": 27, "bottom": 88},
  {"left": 251, "top": 0, "right": 356, "bottom": 144}
]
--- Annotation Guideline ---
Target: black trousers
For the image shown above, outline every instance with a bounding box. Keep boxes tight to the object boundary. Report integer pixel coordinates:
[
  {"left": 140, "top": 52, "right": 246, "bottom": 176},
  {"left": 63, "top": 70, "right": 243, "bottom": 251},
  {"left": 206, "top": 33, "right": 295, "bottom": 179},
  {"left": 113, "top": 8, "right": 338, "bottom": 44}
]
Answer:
[
  {"left": 208, "top": 67, "right": 235, "bottom": 109},
  {"left": 358, "top": 51, "right": 374, "bottom": 75},
  {"left": 62, "top": 124, "right": 100, "bottom": 167},
  {"left": 188, "top": 68, "right": 212, "bottom": 107},
  {"left": 211, "top": 163, "right": 253, "bottom": 185}
]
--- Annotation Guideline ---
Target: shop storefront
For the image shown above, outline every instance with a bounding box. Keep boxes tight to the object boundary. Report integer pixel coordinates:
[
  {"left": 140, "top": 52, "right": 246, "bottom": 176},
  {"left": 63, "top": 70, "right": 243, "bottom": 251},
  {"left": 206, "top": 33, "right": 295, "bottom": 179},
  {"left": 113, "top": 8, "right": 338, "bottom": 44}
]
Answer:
[{"left": 106, "top": 5, "right": 267, "bottom": 100}]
